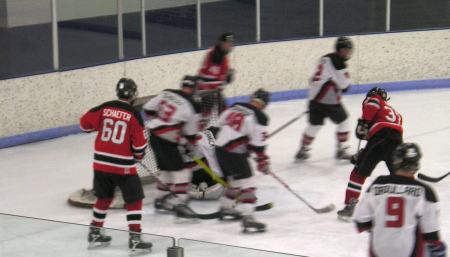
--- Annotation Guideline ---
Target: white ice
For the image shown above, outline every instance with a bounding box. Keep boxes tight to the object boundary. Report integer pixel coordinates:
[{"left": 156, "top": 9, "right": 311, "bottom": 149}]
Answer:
[{"left": 1, "top": 88, "right": 449, "bottom": 257}]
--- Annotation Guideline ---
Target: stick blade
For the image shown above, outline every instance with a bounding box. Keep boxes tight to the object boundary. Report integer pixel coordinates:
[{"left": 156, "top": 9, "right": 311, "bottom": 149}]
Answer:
[
  {"left": 417, "top": 172, "right": 450, "bottom": 183},
  {"left": 313, "top": 204, "right": 335, "bottom": 214}
]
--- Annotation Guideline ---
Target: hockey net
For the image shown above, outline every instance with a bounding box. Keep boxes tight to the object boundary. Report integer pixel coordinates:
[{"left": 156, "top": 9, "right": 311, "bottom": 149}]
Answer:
[{"left": 68, "top": 89, "right": 222, "bottom": 208}]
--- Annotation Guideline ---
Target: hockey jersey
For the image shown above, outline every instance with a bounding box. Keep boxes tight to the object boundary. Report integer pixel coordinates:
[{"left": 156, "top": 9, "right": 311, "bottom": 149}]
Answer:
[
  {"left": 362, "top": 95, "right": 403, "bottom": 139},
  {"left": 197, "top": 45, "right": 231, "bottom": 90},
  {"left": 354, "top": 174, "right": 441, "bottom": 257},
  {"left": 308, "top": 53, "right": 351, "bottom": 104},
  {"left": 80, "top": 100, "right": 147, "bottom": 175},
  {"left": 215, "top": 103, "right": 269, "bottom": 155},
  {"left": 187, "top": 129, "right": 224, "bottom": 178},
  {"left": 143, "top": 89, "right": 201, "bottom": 144}
]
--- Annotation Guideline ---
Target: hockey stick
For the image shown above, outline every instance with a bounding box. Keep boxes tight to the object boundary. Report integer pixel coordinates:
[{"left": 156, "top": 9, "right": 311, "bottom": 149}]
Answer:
[
  {"left": 268, "top": 111, "right": 309, "bottom": 138},
  {"left": 417, "top": 172, "right": 450, "bottom": 183},
  {"left": 269, "top": 171, "right": 335, "bottom": 214}
]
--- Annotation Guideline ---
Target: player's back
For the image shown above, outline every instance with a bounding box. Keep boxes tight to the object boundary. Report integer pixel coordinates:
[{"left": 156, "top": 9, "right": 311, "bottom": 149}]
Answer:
[
  {"left": 143, "top": 89, "right": 200, "bottom": 143},
  {"left": 362, "top": 95, "right": 403, "bottom": 139},
  {"left": 216, "top": 103, "right": 268, "bottom": 154},
  {"left": 357, "top": 175, "right": 438, "bottom": 257},
  {"left": 80, "top": 100, "right": 146, "bottom": 174}
]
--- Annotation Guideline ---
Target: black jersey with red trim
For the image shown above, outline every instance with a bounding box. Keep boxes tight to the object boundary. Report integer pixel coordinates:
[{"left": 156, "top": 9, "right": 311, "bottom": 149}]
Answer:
[
  {"left": 215, "top": 103, "right": 269, "bottom": 155},
  {"left": 80, "top": 100, "right": 147, "bottom": 175}
]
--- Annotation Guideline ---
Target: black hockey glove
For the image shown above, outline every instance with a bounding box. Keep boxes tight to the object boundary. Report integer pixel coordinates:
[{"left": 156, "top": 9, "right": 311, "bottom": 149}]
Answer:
[{"left": 355, "top": 119, "right": 369, "bottom": 140}]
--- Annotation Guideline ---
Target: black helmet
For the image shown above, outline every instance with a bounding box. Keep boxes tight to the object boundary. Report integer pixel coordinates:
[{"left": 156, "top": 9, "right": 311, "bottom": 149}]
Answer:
[
  {"left": 366, "top": 87, "right": 389, "bottom": 101},
  {"left": 116, "top": 78, "right": 137, "bottom": 100},
  {"left": 219, "top": 32, "right": 234, "bottom": 43},
  {"left": 335, "top": 36, "right": 353, "bottom": 51},
  {"left": 181, "top": 75, "right": 197, "bottom": 89},
  {"left": 392, "top": 143, "right": 422, "bottom": 172},
  {"left": 252, "top": 88, "right": 270, "bottom": 107}
]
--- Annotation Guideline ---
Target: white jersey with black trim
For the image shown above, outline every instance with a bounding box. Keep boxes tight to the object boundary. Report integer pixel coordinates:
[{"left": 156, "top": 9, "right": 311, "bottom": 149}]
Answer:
[
  {"left": 354, "top": 174, "right": 441, "bottom": 257},
  {"left": 308, "top": 53, "right": 351, "bottom": 105},
  {"left": 143, "top": 89, "right": 200, "bottom": 143},
  {"left": 215, "top": 103, "right": 269, "bottom": 154}
]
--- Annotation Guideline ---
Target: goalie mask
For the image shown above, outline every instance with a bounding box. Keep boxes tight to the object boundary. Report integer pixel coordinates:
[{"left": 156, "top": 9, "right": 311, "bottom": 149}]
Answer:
[
  {"left": 116, "top": 77, "right": 138, "bottom": 100},
  {"left": 392, "top": 143, "right": 422, "bottom": 172},
  {"left": 367, "top": 87, "right": 389, "bottom": 101}
]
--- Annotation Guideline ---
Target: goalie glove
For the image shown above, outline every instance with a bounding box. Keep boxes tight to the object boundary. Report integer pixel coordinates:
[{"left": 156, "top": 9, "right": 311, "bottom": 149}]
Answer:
[
  {"left": 428, "top": 241, "right": 446, "bottom": 257},
  {"left": 255, "top": 153, "right": 270, "bottom": 175},
  {"left": 355, "top": 118, "right": 369, "bottom": 140}
]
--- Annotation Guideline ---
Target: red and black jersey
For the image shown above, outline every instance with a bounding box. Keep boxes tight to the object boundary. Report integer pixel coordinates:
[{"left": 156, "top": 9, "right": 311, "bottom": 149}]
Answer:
[
  {"left": 362, "top": 95, "right": 403, "bottom": 139},
  {"left": 197, "top": 45, "right": 230, "bottom": 90},
  {"left": 80, "top": 100, "right": 147, "bottom": 175}
]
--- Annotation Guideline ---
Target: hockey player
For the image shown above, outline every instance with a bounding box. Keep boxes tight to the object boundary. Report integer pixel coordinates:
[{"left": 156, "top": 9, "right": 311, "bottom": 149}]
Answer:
[
  {"left": 197, "top": 32, "right": 235, "bottom": 127},
  {"left": 80, "top": 78, "right": 152, "bottom": 253},
  {"left": 187, "top": 126, "right": 225, "bottom": 200},
  {"left": 295, "top": 36, "right": 353, "bottom": 161},
  {"left": 142, "top": 75, "right": 200, "bottom": 219},
  {"left": 215, "top": 88, "right": 271, "bottom": 232},
  {"left": 338, "top": 87, "right": 403, "bottom": 221},
  {"left": 354, "top": 143, "right": 446, "bottom": 257}
]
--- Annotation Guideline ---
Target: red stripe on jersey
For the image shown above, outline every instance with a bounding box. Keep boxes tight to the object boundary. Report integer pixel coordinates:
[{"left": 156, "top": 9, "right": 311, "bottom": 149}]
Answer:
[
  {"left": 152, "top": 124, "right": 183, "bottom": 135},
  {"left": 315, "top": 84, "right": 334, "bottom": 102},
  {"left": 368, "top": 122, "right": 403, "bottom": 139},
  {"left": 94, "top": 163, "right": 137, "bottom": 175},
  {"left": 225, "top": 138, "right": 250, "bottom": 151}
]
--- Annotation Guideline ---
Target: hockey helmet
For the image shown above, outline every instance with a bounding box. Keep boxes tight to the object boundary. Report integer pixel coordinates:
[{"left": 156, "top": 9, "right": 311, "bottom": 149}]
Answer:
[
  {"left": 181, "top": 75, "right": 197, "bottom": 89},
  {"left": 219, "top": 32, "right": 234, "bottom": 43},
  {"left": 335, "top": 36, "right": 353, "bottom": 51},
  {"left": 392, "top": 143, "right": 422, "bottom": 172},
  {"left": 366, "top": 87, "right": 389, "bottom": 101},
  {"left": 116, "top": 77, "right": 138, "bottom": 100},
  {"left": 251, "top": 88, "right": 270, "bottom": 107}
]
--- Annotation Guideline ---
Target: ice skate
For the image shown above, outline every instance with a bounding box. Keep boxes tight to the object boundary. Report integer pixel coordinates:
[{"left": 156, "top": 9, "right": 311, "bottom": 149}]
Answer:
[
  {"left": 295, "top": 146, "right": 310, "bottom": 161},
  {"left": 242, "top": 215, "right": 266, "bottom": 233},
  {"left": 174, "top": 204, "right": 199, "bottom": 223},
  {"left": 87, "top": 223, "right": 112, "bottom": 249},
  {"left": 218, "top": 206, "right": 243, "bottom": 220},
  {"left": 154, "top": 194, "right": 177, "bottom": 214},
  {"left": 337, "top": 199, "right": 358, "bottom": 222},
  {"left": 129, "top": 228, "right": 152, "bottom": 256},
  {"left": 336, "top": 146, "right": 352, "bottom": 160}
]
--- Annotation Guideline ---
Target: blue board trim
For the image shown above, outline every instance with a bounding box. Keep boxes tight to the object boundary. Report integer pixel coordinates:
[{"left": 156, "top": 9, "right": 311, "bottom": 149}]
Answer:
[{"left": 1, "top": 78, "right": 449, "bottom": 149}]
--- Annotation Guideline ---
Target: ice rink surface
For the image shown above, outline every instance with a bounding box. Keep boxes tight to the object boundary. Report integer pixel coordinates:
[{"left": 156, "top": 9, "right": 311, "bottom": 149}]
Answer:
[{"left": 1, "top": 88, "right": 449, "bottom": 257}]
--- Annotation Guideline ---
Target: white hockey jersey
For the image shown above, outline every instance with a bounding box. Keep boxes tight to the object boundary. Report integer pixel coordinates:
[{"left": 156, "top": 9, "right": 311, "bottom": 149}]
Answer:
[
  {"left": 215, "top": 103, "right": 268, "bottom": 154},
  {"left": 143, "top": 89, "right": 201, "bottom": 143},
  {"left": 190, "top": 129, "right": 223, "bottom": 177},
  {"left": 308, "top": 53, "right": 351, "bottom": 104},
  {"left": 354, "top": 174, "right": 441, "bottom": 257}
]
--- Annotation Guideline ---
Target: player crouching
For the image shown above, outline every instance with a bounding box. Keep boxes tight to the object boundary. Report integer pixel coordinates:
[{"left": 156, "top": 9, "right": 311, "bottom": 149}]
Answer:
[{"left": 215, "top": 89, "right": 271, "bottom": 232}]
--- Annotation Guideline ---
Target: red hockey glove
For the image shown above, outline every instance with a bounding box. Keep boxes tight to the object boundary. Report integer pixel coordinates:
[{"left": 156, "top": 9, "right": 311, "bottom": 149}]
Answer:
[{"left": 255, "top": 153, "right": 270, "bottom": 175}]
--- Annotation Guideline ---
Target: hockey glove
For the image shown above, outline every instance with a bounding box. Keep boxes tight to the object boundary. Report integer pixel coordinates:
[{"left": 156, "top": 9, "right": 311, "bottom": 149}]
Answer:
[
  {"left": 255, "top": 153, "right": 271, "bottom": 175},
  {"left": 355, "top": 119, "right": 369, "bottom": 140},
  {"left": 429, "top": 241, "right": 446, "bottom": 257}
]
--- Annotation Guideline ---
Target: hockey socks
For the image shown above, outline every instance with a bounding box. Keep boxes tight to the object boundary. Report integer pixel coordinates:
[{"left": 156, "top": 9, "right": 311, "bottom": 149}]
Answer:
[
  {"left": 344, "top": 170, "right": 367, "bottom": 205},
  {"left": 126, "top": 200, "right": 143, "bottom": 232},
  {"left": 92, "top": 198, "right": 113, "bottom": 227}
]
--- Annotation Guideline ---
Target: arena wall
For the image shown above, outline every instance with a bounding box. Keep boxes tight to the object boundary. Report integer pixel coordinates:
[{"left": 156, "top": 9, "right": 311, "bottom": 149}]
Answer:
[{"left": 0, "top": 29, "right": 449, "bottom": 144}]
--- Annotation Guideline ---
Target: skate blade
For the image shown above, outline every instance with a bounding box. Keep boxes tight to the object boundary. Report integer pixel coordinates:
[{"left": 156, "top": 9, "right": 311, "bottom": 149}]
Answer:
[
  {"left": 129, "top": 248, "right": 152, "bottom": 257},
  {"left": 87, "top": 241, "right": 111, "bottom": 250},
  {"left": 337, "top": 215, "right": 353, "bottom": 223},
  {"left": 154, "top": 209, "right": 174, "bottom": 215},
  {"left": 242, "top": 227, "right": 266, "bottom": 233}
]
